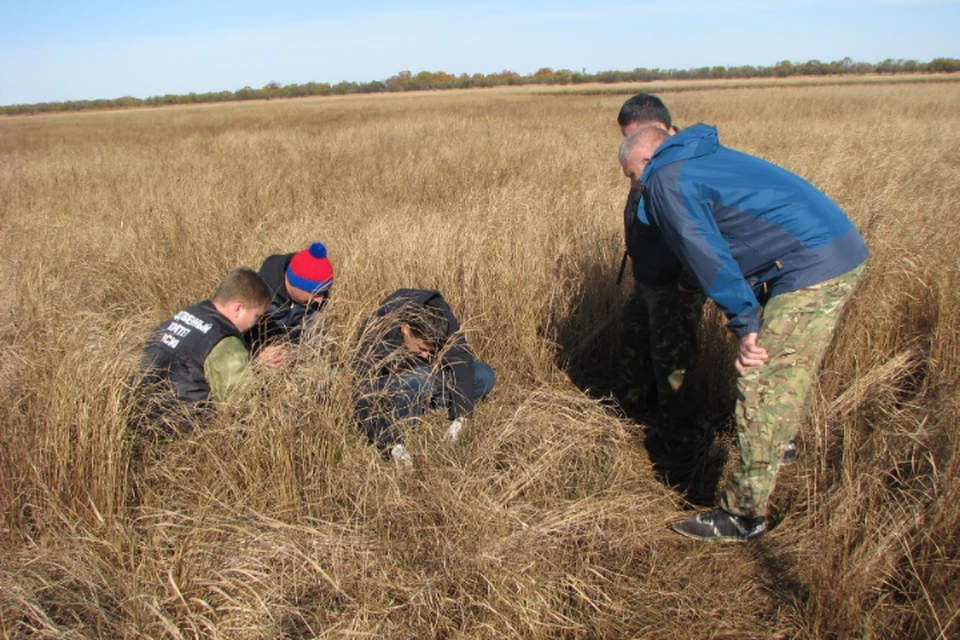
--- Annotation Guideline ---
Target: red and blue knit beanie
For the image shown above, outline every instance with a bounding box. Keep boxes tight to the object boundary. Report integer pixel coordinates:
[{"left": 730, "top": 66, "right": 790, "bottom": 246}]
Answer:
[{"left": 286, "top": 242, "right": 334, "bottom": 294}]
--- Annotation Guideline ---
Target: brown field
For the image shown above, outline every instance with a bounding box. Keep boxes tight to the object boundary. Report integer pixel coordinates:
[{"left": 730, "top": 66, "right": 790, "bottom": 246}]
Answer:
[{"left": 1, "top": 78, "right": 959, "bottom": 639}]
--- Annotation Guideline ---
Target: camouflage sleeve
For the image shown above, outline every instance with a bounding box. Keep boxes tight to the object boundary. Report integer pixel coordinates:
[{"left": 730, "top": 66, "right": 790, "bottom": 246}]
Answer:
[{"left": 204, "top": 337, "right": 251, "bottom": 403}]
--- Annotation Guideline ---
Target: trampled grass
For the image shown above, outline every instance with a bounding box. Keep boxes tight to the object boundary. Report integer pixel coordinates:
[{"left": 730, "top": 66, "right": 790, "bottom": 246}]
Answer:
[{"left": 1, "top": 78, "right": 958, "bottom": 638}]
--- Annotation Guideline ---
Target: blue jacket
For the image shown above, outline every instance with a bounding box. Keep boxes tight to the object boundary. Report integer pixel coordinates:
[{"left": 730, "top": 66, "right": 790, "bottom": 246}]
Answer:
[{"left": 639, "top": 124, "right": 868, "bottom": 337}]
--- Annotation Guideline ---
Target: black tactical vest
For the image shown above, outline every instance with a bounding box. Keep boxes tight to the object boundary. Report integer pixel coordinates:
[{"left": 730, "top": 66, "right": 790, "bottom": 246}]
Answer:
[{"left": 139, "top": 300, "right": 242, "bottom": 404}]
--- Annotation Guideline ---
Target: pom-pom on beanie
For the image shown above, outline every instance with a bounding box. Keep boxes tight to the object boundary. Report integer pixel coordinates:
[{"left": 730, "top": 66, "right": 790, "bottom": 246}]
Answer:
[{"left": 286, "top": 242, "right": 334, "bottom": 294}]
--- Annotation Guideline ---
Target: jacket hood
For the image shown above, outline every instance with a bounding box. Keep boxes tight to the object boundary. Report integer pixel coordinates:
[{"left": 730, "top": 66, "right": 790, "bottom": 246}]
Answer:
[{"left": 640, "top": 124, "right": 719, "bottom": 184}]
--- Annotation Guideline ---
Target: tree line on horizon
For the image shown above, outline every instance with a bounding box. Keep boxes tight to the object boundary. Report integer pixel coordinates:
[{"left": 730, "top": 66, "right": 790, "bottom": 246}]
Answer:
[{"left": 4, "top": 56, "right": 959, "bottom": 116}]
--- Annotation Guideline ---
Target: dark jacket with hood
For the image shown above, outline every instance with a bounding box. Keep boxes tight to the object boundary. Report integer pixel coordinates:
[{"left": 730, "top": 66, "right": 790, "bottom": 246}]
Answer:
[{"left": 353, "top": 289, "right": 475, "bottom": 447}]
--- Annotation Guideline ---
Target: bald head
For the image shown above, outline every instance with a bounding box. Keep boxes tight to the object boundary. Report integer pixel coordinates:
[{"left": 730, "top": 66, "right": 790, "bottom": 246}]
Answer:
[{"left": 618, "top": 125, "right": 669, "bottom": 188}]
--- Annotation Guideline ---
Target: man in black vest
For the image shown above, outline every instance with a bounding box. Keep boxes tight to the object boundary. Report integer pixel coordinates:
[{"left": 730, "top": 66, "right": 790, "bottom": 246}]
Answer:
[
  {"left": 136, "top": 267, "right": 273, "bottom": 436},
  {"left": 249, "top": 242, "right": 335, "bottom": 367},
  {"left": 352, "top": 289, "right": 496, "bottom": 467}
]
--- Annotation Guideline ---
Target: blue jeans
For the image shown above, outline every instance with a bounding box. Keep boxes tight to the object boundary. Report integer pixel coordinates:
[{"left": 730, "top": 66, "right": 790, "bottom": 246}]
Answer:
[{"left": 383, "top": 360, "right": 496, "bottom": 423}]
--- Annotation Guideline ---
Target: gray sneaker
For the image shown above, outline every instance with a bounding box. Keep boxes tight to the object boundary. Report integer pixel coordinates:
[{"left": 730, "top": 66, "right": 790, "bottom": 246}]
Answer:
[
  {"left": 390, "top": 443, "right": 413, "bottom": 469},
  {"left": 670, "top": 508, "right": 766, "bottom": 541}
]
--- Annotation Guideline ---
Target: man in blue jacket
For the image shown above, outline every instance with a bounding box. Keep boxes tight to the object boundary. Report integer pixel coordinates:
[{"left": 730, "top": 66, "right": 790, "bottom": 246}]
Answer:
[{"left": 619, "top": 124, "right": 868, "bottom": 541}]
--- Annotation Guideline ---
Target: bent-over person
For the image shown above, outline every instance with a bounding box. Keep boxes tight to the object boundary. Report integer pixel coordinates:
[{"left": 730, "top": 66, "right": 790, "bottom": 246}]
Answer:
[
  {"left": 135, "top": 267, "right": 272, "bottom": 437},
  {"left": 352, "top": 289, "right": 496, "bottom": 467},
  {"left": 248, "top": 241, "right": 335, "bottom": 367},
  {"left": 619, "top": 124, "right": 868, "bottom": 541}
]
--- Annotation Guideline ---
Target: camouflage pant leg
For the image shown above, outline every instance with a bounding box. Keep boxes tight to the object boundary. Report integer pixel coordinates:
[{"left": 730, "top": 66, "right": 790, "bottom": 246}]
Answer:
[
  {"left": 722, "top": 264, "right": 864, "bottom": 518},
  {"left": 642, "top": 281, "right": 705, "bottom": 425},
  {"left": 618, "top": 284, "right": 655, "bottom": 409}
]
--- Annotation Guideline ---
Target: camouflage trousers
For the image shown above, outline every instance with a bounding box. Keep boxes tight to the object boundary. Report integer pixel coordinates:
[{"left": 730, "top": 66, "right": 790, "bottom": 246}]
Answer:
[
  {"left": 619, "top": 280, "right": 705, "bottom": 427},
  {"left": 722, "top": 264, "right": 865, "bottom": 518}
]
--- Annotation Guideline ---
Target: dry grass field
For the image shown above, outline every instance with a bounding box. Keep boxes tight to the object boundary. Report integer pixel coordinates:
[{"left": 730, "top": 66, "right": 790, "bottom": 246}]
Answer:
[{"left": 1, "top": 78, "right": 959, "bottom": 639}]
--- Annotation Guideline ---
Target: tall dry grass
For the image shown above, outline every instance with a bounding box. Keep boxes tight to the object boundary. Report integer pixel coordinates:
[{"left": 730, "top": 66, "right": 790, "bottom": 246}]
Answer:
[{"left": 1, "top": 79, "right": 958, "bottom": 639}]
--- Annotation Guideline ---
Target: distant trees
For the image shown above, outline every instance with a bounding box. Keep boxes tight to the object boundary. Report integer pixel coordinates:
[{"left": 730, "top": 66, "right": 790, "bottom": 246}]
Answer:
[
  {"left": 4, "top": 57, "right": 960, "bottom": 115},
  {"left": 929, "top": 57, "right": 960, "bottom": 72}
]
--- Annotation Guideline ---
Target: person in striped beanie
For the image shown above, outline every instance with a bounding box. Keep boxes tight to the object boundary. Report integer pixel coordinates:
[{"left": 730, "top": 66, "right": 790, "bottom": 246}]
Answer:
[{"left": 248, "top": 242, "right": 335, "bottom": 365}]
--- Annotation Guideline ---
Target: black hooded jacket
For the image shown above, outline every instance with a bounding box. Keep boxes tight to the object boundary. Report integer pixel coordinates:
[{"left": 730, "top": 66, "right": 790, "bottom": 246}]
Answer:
[{"left": 353, "top": 289, "right": 475, "bottom": 447}]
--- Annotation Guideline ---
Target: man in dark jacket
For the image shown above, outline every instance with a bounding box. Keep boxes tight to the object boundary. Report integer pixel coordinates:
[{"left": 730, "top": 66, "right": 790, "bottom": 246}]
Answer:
[
  {"left": 136, "top": 267, "right": 273, "bottom": 435},
  {"left": 249, "top": 242, "right": 335, "bottom": 366},
  {"left": 620, "top": 124, "right": 868, "bottom": 541},
  {"left": 615, "top": 94, "right": 705, "bottom": 455},
  {"left": 353, "top": 289, "right": 496, "bottom": 467}
]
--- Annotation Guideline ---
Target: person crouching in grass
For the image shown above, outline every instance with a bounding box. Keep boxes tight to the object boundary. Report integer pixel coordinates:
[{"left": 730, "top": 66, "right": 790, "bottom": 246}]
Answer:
[
  {"left": 247, "top": 241, "right": 335, "bottom": 367},
  {"left": 133, "top": 267, "right": 274, "bottom": 439},
  {"left": 352, "top": 289, "right": 496, "bottom": 468}
]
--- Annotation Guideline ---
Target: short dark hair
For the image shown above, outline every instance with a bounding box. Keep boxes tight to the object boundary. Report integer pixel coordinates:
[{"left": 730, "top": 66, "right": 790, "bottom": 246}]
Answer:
[
  {"left": 400, "top": 304, "right": 449, "bottom": 349},
  {"left": 212, "top": 267, "right": 272, "bottom": 308},
  {"left": 617, "top": 93, "right": 672, "bottom": 129}
]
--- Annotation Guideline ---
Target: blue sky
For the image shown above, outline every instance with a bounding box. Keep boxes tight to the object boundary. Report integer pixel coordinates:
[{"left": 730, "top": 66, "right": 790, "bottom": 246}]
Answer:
[{"left": 1, "top": 0, "right": 958, "bottom": 105}]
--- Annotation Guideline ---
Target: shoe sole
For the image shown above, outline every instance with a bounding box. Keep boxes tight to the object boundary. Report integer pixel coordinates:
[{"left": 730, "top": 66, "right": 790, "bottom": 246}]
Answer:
[{"left": 669, "top": 521, "right": 763, "bottom": 542}]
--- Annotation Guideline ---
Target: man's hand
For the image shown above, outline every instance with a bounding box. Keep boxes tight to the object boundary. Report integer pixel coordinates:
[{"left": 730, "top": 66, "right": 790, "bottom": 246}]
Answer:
[
  {"left": 256, "top": 343, "right": 291, "bottom": 370},
  {"left": 736, "top": 332, "right": 768, "bottom": 375}
]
